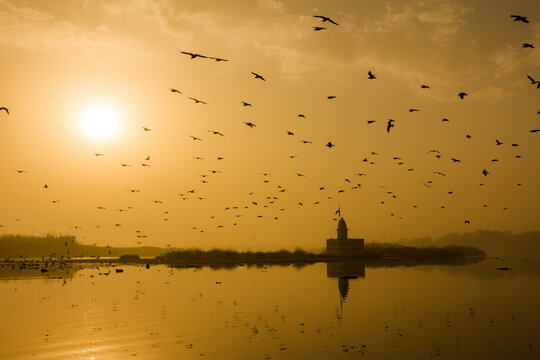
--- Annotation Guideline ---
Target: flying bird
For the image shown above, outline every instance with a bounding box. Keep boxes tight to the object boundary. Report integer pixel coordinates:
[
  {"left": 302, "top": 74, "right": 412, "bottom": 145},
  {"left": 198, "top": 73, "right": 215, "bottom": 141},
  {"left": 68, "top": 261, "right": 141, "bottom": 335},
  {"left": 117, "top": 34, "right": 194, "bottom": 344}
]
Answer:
[
  {"left": 420, "top": 85, "right": 430, "bottom": 89},
  {"left": 408, "top": 108, "right": 419, "bottom": 112},
  {"left": 142, "top": 127, "right": 151, "bottom": 131},
  {"left": 208, "top": 130, "right": 224, "bottom": 136},
  {"left": 458, "top": 92, "right": 468, "bottom": 99},
  {"left": 482, "top": 169, "right": 489, "bottom": 176},
  {"left": 386, "top": 119, "right": 395, "bottom": 133},
  {"left": 313, "top": 15, "right": 339, "bottom": 25},
  {"left": 367, "top": 120, "right": 376, "bottom": 124},
  {"left": 527, "top": 75, "right": 538, "bottom": 85},
  {"left": 189, "top": 135, "right": 202, "bottom": 141},
  {"left": 286, "top": 131, "right": 294, "bottom": 136},
  {"left": 313, "top": 27, "right": 326, "bottom": 31},
  {"left": 522, "top": 43, "right": 535, "bottom": 48},
  {"left": 326, "top": 141, "right": 335, "bottom": 148},
  {"left": 510, "top": 15, "right": 529, "bottom": 23},
  {"left": 368, "top": 71, "right": 376, "bottom": 79},
  {"left": 94, "top": 153, "right": 104, "bottom": 156},
  {"left": 170, "top": 88, "right": 182, "bottom": 94},
  {"left": 495, "top": 139, "right": 503, "bottom": 145},
  {"left": 244, "top": 122, "right": 256, "bottom": 128},
  {"left": 251, "top": 72, "right": 266, "bottom": 81},
  {"left": 241, "top": 102, "right": 252, "bottom": 106},
  {"left": 327, "top": 95, "right": 336, "bottom": 99},
  {"left": 298, "top": 114, "right": 305, "bottom": 118},
  {"left": 188, "top": 97, "right": 207, "bottom": 104},
  {"left": 0, "top": 107, "right": 8, "bottom": 114},
  {"left": 180, "top": 51, "right": 208, "bottom": 59}
]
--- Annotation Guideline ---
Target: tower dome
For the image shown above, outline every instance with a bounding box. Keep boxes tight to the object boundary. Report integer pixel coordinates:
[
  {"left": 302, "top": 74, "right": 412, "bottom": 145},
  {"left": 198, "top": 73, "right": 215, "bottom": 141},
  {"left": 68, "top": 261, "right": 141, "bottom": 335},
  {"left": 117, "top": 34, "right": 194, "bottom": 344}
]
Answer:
[{"left": 337, "top": 217, "right": 348, "bottom": 240}]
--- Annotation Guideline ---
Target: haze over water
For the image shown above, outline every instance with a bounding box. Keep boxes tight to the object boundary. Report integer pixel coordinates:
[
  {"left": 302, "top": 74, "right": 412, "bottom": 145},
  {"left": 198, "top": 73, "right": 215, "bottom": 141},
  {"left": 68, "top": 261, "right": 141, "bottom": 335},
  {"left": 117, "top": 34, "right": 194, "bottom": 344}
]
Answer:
[{"left": 1, "top": 257, "right": 538, "bottom": 359}]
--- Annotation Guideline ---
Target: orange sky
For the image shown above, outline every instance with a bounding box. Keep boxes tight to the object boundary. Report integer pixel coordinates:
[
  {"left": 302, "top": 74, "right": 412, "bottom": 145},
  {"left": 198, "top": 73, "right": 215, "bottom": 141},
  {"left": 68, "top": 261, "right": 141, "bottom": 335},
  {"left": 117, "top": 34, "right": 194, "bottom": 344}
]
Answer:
[{"left": 0, "top": 0, "right": 539, "bottom": 249}]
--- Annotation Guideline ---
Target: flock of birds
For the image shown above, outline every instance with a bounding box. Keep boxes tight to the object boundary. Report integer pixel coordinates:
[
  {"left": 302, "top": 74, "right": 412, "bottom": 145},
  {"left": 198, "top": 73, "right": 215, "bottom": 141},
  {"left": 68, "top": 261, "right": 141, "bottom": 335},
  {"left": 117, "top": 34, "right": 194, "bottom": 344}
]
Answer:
[{"left": 1, "top": 13, "right": 538, "bottom": 247}]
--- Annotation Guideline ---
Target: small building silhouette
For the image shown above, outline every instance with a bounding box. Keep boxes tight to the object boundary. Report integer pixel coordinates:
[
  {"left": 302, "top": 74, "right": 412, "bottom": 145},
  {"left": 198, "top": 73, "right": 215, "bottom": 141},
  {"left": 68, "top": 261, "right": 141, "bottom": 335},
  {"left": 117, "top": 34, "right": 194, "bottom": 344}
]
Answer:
[{"left": 326, "top": 217, "right": 365, "bottom": 255}]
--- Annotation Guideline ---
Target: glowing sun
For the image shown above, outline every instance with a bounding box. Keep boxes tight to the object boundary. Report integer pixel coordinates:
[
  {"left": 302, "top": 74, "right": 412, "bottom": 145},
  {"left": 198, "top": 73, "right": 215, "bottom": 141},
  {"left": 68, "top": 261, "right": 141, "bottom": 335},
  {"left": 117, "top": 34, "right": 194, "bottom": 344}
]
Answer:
[{"left": 79, "top": 104, "right": 122, "bottom": 140}]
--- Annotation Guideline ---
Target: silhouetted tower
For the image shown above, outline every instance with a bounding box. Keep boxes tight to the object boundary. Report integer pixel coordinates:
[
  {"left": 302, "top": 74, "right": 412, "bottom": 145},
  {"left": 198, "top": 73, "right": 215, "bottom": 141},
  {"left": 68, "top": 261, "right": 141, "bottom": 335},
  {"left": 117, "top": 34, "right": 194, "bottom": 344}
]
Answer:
[{"left": 337, "top": 218, "right": 348, "bottom": 240}]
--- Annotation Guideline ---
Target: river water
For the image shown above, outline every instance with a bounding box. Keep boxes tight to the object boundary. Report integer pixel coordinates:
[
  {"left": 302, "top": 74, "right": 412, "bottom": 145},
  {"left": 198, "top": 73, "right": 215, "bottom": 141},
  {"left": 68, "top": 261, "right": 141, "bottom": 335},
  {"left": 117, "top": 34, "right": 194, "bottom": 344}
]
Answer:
[{"left": 1, "top": 257, "right": 538, "bottom": 359}]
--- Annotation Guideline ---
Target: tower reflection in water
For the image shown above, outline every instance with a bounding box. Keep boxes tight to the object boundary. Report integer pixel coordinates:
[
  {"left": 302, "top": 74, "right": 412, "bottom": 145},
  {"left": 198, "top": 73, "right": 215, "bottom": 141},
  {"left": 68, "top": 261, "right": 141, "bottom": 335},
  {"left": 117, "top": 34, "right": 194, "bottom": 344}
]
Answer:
[{"left": 326, "top": 261, "right": 365, "bottom": 321}]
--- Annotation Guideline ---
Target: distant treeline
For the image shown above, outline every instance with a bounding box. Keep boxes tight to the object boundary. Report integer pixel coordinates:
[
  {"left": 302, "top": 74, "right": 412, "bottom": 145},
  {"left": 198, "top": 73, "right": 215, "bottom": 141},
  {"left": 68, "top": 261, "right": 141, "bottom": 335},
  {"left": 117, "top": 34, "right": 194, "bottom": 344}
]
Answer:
[
  {"left": 156, "top": 244, "right": 484, "bottom": 265},
  {"left": 399, "top": 230, "right": 540, "bottom": 256},
  {"left": 0, "top": 234, "right": 164, "bottom": 258}
]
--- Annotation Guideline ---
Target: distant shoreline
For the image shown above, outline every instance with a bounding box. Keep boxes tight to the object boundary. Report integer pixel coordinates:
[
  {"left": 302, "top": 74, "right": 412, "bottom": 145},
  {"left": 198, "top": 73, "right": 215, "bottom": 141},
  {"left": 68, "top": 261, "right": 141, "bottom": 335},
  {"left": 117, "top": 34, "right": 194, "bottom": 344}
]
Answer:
[{"left": 1, "top": 245, "right": 485, "bottom": 268}]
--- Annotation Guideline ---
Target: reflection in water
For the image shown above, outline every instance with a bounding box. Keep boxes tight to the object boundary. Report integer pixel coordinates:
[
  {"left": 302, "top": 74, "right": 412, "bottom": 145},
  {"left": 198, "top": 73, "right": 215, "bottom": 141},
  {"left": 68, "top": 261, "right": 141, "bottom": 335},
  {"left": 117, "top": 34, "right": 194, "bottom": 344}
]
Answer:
[
  {"left": 326, "top": 261, "right": 366, "bottom": 300},
  {"left": 326, "top": 261, "right": 366, "bottom": 322},
  {"left": 1, "top": 257, "right": 538, "bottom": 359}
]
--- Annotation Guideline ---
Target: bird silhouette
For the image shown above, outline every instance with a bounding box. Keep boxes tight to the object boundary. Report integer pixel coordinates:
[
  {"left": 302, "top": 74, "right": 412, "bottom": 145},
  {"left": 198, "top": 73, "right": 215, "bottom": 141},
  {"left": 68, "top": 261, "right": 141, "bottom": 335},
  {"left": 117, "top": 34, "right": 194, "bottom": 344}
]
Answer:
[
  {"left": 313, "top": 27, "right": 326, "bottom": 31},
  {"left": 188, "top": 97, "right": 207, "bottom": 104},
  {"left": 458, "top": 92, "right": 468, "bottom": 99},
  {"left": 298, "top": 114, "right": 305, "bottom": 118},
  {"left": 495, "top": 139, "right": 503, "bottom": 145},
  {"left": 208, "top": 56, "right": 228, "bottom": 62},
  {"left": 327, "top": 95, "right": 336, "bottom": 99},
  {"left": 408, "top": 108, "right": 419, "bottom": 112},
  {"left": 170, "top": 88, "right": 182, "bottom": 94},
  {"left": 142, "top": 127, "right": 151, "bottom": 131},
  {"left": 0, "top": 107, "right": 8, "bottom": 114},
  {"left": 241, "top": 101, "right": 252, "bottom": 106},
  {"left": 43, "top": 184, "right": 48, "bottom": 189},
  {"left": 244, "top": 122, "right": 256, "bottom": 128},
  {"left": 180, "top": 51, "right": 208, "bottom": 59},
  {"left": 313, "top": 15, "right": 339, "bottom": 25},
  {"left": 510, "top": 15, "right": 529, "bottom": 23},
  {"left": 300, "top": 140, "right": 312, "bottom": 144},
  {"left": 527, "top": 75, "right": 539, "bottom": 85},
  {"left": 189, "top": 135, "right": 202, "bottom": 141},
  {"left": 482, "top": 169, "right": 489, "bottom": 176},
  {"left": 286, "top": 131, "right": 294, "bottom": 136},
  {"left": 251, "top": 72, "right": 266, "bottom": 81},
  {"left": 386, "top": 119, "right": 395, "bottom": 133},
  {"left": 94, "top": 153, "right": 104, "bottom": 156},
  {"left": 368, "top": 71, "right": 376, "bottom": 79},
  {"left": 420, "top": 85, "right": 430, "bottom": 89},
  {"left": 208, "top": 130, "right": 224, "bottom": 136},
  {"left": 367, "top": 120, "right": 376, "bottom": 124},
  {"left": 326, "top": 141, "right": 335, "bottom": 148},
  {"left": 522, "top": 43, "right": 535, "bottom": 48}
]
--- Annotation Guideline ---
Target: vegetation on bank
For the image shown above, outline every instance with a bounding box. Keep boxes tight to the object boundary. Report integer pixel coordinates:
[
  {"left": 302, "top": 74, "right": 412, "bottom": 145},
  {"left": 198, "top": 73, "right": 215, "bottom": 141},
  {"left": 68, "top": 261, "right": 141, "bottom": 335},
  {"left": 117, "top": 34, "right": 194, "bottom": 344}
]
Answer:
[
  {"left": 156, "top": 248, "right": 316, "bottom": 263},
  {"left": 0, "top": 234, "right": 163, "bottom": 258},
  {"left": 156, "top": 244, "right": 485, "bottom": 264}
]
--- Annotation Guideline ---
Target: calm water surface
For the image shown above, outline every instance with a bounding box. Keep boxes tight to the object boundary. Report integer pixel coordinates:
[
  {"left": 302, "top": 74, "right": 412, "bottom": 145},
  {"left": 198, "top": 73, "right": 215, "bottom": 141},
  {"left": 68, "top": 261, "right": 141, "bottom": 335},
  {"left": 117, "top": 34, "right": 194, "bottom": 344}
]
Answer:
[{"left": 1, "top": 257, "right": 538, "bottom": 359}]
